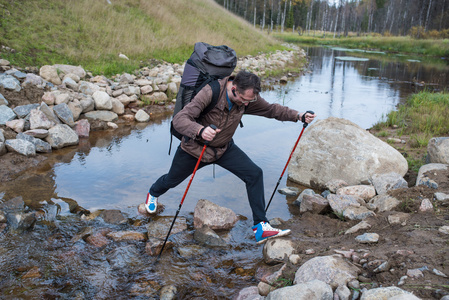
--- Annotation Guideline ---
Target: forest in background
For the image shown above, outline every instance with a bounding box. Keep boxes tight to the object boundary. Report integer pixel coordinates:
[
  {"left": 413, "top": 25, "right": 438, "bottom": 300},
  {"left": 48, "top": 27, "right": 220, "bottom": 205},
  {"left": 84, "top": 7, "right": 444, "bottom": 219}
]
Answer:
[{"left": 214, "top": 0, "right": 449, "bottom": 38}]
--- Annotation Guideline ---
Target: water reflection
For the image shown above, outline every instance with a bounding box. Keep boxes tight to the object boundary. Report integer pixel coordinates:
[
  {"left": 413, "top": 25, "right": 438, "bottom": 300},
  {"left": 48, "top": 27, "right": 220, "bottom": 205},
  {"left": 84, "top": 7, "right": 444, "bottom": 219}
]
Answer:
[{"left": 2, "top": 46, "right": 448, "bottom": 222}]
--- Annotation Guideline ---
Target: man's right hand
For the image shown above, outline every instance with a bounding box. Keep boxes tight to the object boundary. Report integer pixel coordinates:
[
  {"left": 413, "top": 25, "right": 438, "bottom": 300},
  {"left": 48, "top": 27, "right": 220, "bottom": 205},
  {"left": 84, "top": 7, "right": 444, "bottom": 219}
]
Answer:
[{"left": 198, "top": 126, "right": 221, "bottom": 141}]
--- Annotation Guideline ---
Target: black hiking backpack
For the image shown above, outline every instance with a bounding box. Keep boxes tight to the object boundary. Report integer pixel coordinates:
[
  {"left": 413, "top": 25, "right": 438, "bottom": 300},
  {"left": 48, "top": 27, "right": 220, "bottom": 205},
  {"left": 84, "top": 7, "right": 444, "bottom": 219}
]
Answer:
[{"left": 169, "top": 42, "right": 237, "bottom": 154}]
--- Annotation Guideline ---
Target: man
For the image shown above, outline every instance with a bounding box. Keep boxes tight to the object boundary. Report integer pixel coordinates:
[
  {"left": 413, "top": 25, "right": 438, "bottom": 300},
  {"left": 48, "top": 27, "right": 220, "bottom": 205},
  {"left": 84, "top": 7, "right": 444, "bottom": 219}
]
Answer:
[{"left": 145, "top": 70, "right": 315, "bottom": 244}]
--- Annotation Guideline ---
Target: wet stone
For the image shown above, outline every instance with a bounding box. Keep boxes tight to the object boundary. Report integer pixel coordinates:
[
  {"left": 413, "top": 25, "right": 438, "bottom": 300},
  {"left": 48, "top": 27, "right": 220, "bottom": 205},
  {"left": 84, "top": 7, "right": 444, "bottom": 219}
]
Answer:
[
  {"left": 99, "top": 209, "right": 126, "bottom": 224},
  {"left": 6, "top": 212, "right": 36, "bottom": 233},
  {"left": 278, "top": 187, "right": 300, "bottom": 196},
  {"left": 147, "top": 216, "right": 187, "bottom": 239},
  {"left": 0, "top": 196, "right": 25, "bottom": 212},
  {"left": 106, "top": 230, "right": 146, "bottom": 242},
  {"left": 106, "top": 245, "right": 142, "bottom": 270},
  {"left": 194, "top": 225, "right": 227, "bottom": 247},
  {"left": 71, "top": 227, "right": 94, "bottom": 243},
  {"left": 86, "top": 232, "right": 110, "bottom": 247},
  {"left": 145, "top": 237, "right": 174, "bottom": 256}
]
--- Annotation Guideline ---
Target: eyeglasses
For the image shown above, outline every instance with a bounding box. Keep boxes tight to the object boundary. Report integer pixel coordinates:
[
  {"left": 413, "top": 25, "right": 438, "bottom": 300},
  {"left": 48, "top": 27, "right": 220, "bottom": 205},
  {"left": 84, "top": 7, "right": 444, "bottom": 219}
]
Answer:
[{"left": 238, "top": 92, "right": 258, "bottom": 103}]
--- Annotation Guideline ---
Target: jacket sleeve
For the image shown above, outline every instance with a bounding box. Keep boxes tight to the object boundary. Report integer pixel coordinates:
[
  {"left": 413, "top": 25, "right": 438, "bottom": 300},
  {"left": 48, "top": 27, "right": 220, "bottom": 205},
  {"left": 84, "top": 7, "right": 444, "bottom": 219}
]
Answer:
[
  {"left": 244, "top": 95, "right": 299, "bottom": 122},
  {"left": 172, "top": 85, "right": 213, "bottom": 140}
]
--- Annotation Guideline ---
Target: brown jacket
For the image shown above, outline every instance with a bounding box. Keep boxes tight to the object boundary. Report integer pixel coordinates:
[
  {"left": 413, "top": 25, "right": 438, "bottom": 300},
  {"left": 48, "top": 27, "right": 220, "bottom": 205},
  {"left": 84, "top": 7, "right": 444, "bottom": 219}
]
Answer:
[{"left": 173, "top": 76, "right": 300, "bottom": 162}]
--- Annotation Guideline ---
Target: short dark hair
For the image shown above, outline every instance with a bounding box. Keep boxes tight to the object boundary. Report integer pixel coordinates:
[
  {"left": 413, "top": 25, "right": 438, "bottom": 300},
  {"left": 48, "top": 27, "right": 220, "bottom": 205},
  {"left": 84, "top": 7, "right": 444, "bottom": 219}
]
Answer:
[{"left": 233, "top": 70, "right": 261, "bottom": 95}]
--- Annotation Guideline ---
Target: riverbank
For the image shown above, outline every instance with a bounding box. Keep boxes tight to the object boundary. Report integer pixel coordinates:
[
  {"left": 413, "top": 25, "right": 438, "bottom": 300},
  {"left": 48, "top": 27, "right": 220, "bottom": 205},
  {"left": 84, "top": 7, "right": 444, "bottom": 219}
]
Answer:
[{"left": 273, "top": 32, "right": 449, "bottom": 59}]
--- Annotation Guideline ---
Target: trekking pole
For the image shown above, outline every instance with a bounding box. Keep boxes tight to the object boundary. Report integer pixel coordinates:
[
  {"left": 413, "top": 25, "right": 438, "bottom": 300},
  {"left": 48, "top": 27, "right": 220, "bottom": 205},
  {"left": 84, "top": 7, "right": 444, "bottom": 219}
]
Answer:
[
  {"left": 265, "top": 111, "right": 314, "bottom": 213},
  {"left": 156, "top": 125, "right": 217, "bottom": 261}
]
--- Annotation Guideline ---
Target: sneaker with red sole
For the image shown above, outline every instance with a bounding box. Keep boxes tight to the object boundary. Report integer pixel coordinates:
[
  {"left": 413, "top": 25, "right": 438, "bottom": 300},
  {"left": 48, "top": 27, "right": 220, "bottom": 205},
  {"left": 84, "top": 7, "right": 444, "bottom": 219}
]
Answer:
[
  {"left": 145, "top": 193, "right": 158, "bottom": 214},
  {"left": 252, "top": 221, "right": 291, "bottom": 244}
]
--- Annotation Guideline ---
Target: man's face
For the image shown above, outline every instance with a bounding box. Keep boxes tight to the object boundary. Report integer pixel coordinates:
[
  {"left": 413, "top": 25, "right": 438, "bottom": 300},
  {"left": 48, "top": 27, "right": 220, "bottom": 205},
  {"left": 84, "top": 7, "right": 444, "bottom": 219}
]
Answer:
[{"left": 233, "top": 88, "right": 258, "bottom": 106}]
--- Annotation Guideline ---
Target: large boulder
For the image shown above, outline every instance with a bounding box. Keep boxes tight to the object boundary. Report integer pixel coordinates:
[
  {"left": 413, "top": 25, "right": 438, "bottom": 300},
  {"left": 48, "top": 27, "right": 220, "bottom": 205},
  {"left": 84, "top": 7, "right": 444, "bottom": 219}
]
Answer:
[
  {"left": 39, "top": 65, "right": 62, "bottom": 85},
  {"left": 288, "top": 118, "right": 408, "bottom": 189}
]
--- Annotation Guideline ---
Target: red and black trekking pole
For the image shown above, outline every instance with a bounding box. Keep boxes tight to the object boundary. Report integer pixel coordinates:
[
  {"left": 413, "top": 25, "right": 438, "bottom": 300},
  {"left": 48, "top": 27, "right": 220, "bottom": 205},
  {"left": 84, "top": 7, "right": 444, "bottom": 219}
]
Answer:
[
  {"left": 156, "top": 125, "right": 217, "bottom": 261},
  {"left": 265, "top": 111, "right": 314, "bottom": 213}
]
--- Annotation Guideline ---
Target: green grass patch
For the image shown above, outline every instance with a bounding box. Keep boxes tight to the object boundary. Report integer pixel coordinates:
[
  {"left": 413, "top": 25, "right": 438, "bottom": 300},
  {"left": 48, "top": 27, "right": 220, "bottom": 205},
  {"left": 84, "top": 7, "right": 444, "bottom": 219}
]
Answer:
[{"left": 0, "top": 0, "right": 283, "bottom": 76}]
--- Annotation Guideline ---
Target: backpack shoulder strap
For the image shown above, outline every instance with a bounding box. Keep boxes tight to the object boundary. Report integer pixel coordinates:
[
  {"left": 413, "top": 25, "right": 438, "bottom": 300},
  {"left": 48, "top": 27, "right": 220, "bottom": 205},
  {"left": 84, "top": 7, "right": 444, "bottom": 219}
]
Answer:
[{"left": 200, "top": 80, "right": 220, "bottom": 116}]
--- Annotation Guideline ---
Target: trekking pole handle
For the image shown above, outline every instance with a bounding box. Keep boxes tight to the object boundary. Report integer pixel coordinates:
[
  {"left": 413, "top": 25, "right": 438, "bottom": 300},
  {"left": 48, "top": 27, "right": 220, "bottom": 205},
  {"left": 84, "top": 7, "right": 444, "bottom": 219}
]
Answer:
[
  {"left": 205, "top": 124, "right": 217, "bottom": 145},
  {"left": 301, "top": 110, "right": 315, "bottom": 128}
]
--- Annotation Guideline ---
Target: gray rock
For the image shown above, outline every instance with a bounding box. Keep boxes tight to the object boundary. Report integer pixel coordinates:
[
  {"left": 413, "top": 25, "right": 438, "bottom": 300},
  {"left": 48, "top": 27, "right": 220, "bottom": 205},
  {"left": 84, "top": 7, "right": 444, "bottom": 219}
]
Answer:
[
  {"left": 0, "top": 74, "right": 21, "bottom": 91},
  {"left": 55, "top": 93, "right": 70, "bottom": 105},
  {"left": 111, "top": 97, "right": 125, "bottom": 115},
  {"left": 368, "top": 194, "right": 401, "bottom": 212},
  {"left": 0, "top": 196, "right": 25, "bottom": 211},
  {"left": 93, "top": 91, "right": 112, "bottom": 110},
  {"left": 84, "top": 110, "right": 118, "bottom": 122},
  {"left": 80, "top": 96, "right": 95, "bottom": 112},
  {"left": 147, "top": 217, "right": 187, "bottom": 239},
  {"left": 13, "top": 103, "right": 40, "bottom": 118},
  {"left": 67, "top": 99, "right": 83, "bottom": 121},
  {"left": 39, "top": 102, "right": 61, "bottom": 125},
  {"left": 0, "top": 129, "right": 4, "bottom": 142},
  {"left": 345, "top": 220, "right": 372, "bottom": 234},
  {"left": 371, "top": 172, "right": 408, "bottom": 195},
  {"left": 53, "top": 103, "right": 75, "bottom": 126},
  {"left": 427, "top": 137, "right": 449, "bottom": 164},
  {"left": 343, "top": 206, "right": 376, "bottom": 220},
  {"left": 193, "top": 199, "right": 238, "bottom": 230},
  {"left": 327, "top": 194, "right": 361, "bottom": 215},
  {"left": 416, "top": 163, "right": 448, "bottom": 187},
  {"left": 194, "top": 226, "right": 227, "bottom": 247},
  {"left": 17, "top": 132, "right": 51, "bottom": 153},
  {"left": 145, "top": 237, "right": 174, "bottom": 256},
  {"left": 29, "top": 108, "right": 55, "bottom": 130},
  {"left": 78, "top": 81, "right": 100, "bottom": 95},
  {"left": 300, "top": 194, "right": 329, "bottom": 214},
  {"left": 288, "top": 117, "right": 408, "bottom": 188},
  {"left": 6, "top": 212, "right": 36, "bottom": 233},
  {"left": 294, "top": 255, "right": 360, "bottom": 289},
  {"left": 120, "top": 73, "right": 134, "bottom": 84},
  {"left": 5, "top": 139, "right": 36, "bottom": 156},
  {"left": 45, "top": 124, "right": 79, "bottom": 149},
  {"left": 135, "top": 109, "right": 150, "bottom": 122},
  {"left": 63, "top": 77, "right": 79, "bottom": 90},
  {"left": 435, "top": 192, "right": 449, "bottom": 203},
  {"left": 263, "top": 238, "right": 295, "bottom": 265},
  {"left": 360, "top": 286, "right": 420, "bottom": 300},
  {"left": 124, "top": 85, "right": 141, "bottom": 96},
  {"left": 0, "top": 105, "right": 16, "bottom": 125},
  {"left": 0, "top": 93, "right": 8, "bottom": 105},
  {"left": 355, "top": 233, "right": 379, "bottom": 243},
  {"left": 278, "top": 187, "right": 300, "bottom": 196},
  {"left": 293, "top": 188, "right": 315, "bottom": 206},
  {"left": 234, "top": 286, "right": 263, "bottom": 300},
  {"left": 266, "top": 280, "right": 333, "bottom": 300},
  {"left": 22, "top": 73, "right": 44, "bottom": 87}
]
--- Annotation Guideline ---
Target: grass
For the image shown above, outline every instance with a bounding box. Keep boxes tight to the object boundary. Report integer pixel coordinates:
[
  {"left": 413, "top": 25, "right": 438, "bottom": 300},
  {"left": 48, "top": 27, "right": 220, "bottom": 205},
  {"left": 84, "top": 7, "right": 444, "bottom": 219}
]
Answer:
[
  {"left": 373, "top": 91, "right": 449, "bottom": 171},
  {"left": 273, "top": 32, "right": 449, "bottom": 58},
  {"left": 0, "top": 0, "right": 283, "bottom": 76}
]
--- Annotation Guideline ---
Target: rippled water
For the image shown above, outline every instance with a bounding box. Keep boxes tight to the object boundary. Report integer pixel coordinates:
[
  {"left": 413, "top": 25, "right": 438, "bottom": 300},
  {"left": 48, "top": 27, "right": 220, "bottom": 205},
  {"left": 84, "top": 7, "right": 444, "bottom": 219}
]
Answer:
[{"left": 1, "top": 46, "right": 448, "bottom": 298}]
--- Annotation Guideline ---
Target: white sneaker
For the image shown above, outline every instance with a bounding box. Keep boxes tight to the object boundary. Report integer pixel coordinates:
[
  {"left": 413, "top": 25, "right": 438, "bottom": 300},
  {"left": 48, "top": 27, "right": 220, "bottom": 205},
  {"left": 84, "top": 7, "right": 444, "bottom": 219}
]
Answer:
[
  {"left": 252, "top": 221, "right": 291, "bottom": 244},
  {"left": 145, "top": 193, "right": 158, "bottom": 214}
]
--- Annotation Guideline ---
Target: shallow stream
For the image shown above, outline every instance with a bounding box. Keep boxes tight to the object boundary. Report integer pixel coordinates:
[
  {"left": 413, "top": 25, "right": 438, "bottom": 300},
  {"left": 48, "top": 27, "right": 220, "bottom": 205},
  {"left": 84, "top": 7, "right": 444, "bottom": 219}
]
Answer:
[{"left": 1, "top": 46, "right": 448, "bottom": 298}]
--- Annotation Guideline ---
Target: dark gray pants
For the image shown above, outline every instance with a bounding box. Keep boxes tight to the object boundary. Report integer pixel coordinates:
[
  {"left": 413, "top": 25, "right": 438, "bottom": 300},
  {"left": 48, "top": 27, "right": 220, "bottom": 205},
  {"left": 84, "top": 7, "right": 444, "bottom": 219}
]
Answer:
[{"left": 150, "top": 140, "right": 268, "bottom": 225}]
